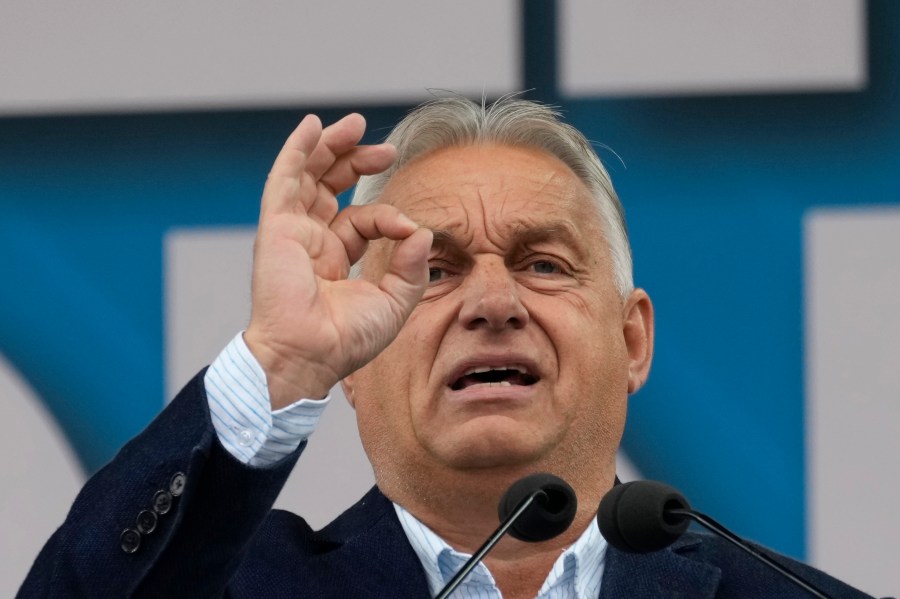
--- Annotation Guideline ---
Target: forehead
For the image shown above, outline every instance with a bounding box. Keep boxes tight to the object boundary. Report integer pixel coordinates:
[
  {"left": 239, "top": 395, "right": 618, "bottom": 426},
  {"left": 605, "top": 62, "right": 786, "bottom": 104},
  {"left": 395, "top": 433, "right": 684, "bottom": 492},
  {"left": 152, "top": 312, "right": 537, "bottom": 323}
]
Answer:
[{"left": 379, "top": 144, "right": 603, "bottom": 241}]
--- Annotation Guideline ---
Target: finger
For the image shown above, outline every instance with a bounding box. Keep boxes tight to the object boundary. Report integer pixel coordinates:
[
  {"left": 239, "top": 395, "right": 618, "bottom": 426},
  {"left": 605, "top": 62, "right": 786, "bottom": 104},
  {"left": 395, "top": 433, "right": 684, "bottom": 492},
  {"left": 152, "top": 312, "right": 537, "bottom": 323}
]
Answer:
[
  {"left": 306, "top": 144, "right": 397, "bottom": 223},
  {"left": 378, "top": 227, "right": 433, "bottom": 317},
  {"left": 269, "top": 114, "right": 323, "bottom": 178},
  {"left": 305, "top": 113, "right": 367, "bottom": 181},
  {"left": 306, "top": 189, "right": 341, "bottom": 226},
  {"left": 329, "top": 204, "right": 420, "bottom": 266},
  {"left": 319, "top": 144, "right": 397, "bottom": 196},
  {"left": 262, "top": 115, "right": 323, "bottom": 215}
]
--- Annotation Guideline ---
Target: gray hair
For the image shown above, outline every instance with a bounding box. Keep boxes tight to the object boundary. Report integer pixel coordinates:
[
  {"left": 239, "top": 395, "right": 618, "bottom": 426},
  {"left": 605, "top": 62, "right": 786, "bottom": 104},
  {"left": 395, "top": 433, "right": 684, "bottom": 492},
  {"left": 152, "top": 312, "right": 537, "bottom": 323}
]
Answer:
[{"left": 350, "top": 96, "right": 633, "bottom": 296}]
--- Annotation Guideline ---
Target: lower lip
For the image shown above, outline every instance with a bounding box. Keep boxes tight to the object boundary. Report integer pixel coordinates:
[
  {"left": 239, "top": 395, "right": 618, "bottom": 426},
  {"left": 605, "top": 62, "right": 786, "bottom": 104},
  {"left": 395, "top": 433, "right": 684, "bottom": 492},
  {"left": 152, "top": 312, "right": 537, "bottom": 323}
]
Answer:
[{"left": 444, "top": 382, "right": 539, "bottom": 404}]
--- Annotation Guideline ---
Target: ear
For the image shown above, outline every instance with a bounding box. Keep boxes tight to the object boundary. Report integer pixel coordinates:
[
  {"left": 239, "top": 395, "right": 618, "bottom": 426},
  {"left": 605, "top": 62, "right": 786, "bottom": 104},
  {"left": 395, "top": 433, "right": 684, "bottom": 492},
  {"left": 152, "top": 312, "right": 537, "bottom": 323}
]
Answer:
[
  {"left": 622, "top": 288, "right": 654, "bottom": 394},
  {"left": 341, "top": 375, "right": 357, "bottom": 409}
]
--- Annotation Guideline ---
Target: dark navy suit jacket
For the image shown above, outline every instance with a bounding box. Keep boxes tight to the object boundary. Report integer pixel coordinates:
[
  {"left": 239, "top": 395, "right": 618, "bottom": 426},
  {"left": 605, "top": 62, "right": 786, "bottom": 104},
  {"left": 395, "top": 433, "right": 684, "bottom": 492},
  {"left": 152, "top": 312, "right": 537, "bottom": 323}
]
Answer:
[{"left": 19, "top": 371, "right": 876, "bottom": 598}]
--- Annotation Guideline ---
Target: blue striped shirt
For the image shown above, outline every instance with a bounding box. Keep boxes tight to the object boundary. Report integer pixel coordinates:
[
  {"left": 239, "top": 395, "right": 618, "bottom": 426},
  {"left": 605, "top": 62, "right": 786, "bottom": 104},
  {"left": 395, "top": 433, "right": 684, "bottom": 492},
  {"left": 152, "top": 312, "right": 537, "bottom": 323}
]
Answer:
[
  {"left": 204, "top": 333, "right": 607, "bottom": 597},
  {"left": 204, "top": 332, "right": 329, "bottom": 466},
  {"left": 395, "top": 503, "right": 606, "bottom": 598}
]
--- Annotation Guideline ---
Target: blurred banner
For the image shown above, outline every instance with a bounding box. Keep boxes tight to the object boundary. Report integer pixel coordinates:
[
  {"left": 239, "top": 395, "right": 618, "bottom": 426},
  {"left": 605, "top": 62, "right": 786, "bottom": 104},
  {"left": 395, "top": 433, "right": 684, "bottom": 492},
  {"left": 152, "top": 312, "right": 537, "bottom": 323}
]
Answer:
[
  {"left": 561, "top": 0, "right": 865, "bottom": 96},
  {"left": 805, "top": 208, "right": 900, "bottom": 591},
  {"left": 0, "top": 1, "right": 519, "bottom": 115},
  {"left": 0, "top": 0, "right": 863, "bottom": 115}
]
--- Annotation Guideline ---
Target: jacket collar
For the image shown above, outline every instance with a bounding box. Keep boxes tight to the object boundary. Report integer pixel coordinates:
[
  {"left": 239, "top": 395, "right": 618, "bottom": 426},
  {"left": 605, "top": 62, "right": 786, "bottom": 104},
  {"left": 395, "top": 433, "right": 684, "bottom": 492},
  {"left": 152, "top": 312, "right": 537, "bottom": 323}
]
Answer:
[{"left": 600, "top": 533, "right": 721, "bottom": 599}]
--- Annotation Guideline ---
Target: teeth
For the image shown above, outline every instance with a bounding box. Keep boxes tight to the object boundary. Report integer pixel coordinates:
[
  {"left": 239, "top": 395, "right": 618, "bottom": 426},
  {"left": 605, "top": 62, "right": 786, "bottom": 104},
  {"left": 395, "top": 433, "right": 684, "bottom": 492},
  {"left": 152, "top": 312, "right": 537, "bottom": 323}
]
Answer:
[{"left": 462, "top": 365, "right": 526, "bottom": 376}]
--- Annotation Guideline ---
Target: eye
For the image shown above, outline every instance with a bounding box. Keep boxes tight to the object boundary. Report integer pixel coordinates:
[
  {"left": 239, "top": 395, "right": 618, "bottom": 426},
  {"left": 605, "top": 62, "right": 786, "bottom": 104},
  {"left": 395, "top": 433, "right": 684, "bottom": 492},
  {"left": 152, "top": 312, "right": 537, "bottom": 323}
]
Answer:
[
  {"left": 426, "top": 255, "right": 464, "bottom": 288},
  {"left": 529, "top": 260, "right": 563, "bottom": 275}
]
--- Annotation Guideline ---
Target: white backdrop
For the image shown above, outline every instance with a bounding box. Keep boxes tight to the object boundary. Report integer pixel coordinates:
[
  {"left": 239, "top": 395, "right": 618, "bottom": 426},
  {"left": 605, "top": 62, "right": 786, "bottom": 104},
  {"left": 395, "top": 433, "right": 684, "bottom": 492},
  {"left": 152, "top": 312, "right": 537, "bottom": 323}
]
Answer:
[
  {"left": 0, "top": 0, "right": 863, "bottom": 115},
  {"left": 561, "top": 0, "right": 864, "bottom": 96},
  {"left": 805, "top": 208, "right": 900, "bottom": 593},
  {"left": 0, "top": 0, "right": 519, "bottom": 115}
]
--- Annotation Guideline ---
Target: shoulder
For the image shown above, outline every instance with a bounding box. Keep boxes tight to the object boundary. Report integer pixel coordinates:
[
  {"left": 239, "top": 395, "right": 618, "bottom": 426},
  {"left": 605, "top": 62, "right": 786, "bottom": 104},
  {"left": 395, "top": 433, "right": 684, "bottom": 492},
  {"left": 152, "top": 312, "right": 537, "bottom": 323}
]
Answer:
[{"left": 672, "top": 531, "right": 873, "bottom": 598}]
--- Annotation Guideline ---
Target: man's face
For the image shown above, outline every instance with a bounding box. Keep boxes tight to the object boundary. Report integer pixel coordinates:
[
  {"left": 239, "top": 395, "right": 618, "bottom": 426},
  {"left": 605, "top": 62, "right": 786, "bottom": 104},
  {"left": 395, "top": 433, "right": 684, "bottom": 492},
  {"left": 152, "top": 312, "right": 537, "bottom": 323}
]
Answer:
[{"left": 345, "top": 144, "right": 652, "bottom": 491}]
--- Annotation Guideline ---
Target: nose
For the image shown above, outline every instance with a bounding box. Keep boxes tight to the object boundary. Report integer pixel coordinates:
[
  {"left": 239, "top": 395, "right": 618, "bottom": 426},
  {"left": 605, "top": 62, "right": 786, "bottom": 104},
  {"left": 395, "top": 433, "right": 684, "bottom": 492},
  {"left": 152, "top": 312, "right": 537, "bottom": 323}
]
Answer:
[{"left": 458, "top": 258, "right": 529, "bottom": 331}]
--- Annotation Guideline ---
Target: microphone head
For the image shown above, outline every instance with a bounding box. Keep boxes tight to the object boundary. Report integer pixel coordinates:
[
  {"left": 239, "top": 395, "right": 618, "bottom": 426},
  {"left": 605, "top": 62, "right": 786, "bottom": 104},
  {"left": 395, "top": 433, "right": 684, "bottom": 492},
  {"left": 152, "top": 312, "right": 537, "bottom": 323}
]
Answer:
[
  {"left": 498, "top": 473, "right": 577, "bottom": 542},
  {"left": 597, "top": 480, "right": 691, "bottom": 553}
]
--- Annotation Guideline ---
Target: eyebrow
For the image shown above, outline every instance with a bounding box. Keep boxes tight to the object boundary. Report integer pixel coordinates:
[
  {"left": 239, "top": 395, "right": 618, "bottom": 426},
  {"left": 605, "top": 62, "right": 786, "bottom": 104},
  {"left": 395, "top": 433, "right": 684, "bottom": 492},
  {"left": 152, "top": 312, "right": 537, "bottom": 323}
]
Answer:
[
  {"left": 429, "top": 229, "right": 459, "bottom": 247},
  {"left": 513, "top": 222, "right": 581, "bottom": 248},
  {"left": 429, "top": 221, "right": 588, "bottom": 260}
]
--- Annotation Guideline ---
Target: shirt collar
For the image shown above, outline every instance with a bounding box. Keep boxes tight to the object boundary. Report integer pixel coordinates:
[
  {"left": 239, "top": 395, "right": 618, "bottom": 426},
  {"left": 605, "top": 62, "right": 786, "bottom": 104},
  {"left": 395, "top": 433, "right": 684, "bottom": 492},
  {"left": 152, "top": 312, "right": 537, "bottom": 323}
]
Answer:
[{"left": 394, "top": 502, "right": 607, "bottom": 598}]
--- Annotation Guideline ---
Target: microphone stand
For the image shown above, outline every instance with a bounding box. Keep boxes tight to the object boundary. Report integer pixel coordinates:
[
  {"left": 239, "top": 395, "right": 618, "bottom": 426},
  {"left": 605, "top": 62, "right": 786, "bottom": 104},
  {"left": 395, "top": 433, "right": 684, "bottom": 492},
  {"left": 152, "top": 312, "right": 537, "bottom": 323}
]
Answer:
[
  {"left": 668, "top": 508, "right": 836, "bottom": 599},
  {"left": 434, "top": 488, "right": 547, "bottom": 599}
]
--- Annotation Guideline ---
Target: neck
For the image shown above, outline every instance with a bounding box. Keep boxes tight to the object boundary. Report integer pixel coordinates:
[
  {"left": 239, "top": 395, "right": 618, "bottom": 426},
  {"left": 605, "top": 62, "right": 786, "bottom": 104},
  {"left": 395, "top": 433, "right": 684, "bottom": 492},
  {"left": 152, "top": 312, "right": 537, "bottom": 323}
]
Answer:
[{"left": 380, "top": 463, "right": 615, "bottom": 594}]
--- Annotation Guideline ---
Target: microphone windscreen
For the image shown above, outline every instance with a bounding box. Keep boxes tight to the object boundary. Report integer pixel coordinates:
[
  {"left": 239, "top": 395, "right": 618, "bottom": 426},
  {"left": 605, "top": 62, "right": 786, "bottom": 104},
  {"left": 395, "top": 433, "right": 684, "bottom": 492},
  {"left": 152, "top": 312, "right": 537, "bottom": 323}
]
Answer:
[
  {"left": 498, "top": 473, "right": 577, "bottom": 542},
  {"left": 597, "top": 480, "right": 691, "bottom": 553}
]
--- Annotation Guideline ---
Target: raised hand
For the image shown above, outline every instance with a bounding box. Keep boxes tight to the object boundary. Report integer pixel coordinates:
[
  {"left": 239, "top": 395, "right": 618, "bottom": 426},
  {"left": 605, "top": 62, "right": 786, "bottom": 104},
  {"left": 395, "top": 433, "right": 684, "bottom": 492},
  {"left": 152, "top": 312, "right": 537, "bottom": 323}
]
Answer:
[{"left": 244, "top": 114, "right": 433, "bottom": 409}]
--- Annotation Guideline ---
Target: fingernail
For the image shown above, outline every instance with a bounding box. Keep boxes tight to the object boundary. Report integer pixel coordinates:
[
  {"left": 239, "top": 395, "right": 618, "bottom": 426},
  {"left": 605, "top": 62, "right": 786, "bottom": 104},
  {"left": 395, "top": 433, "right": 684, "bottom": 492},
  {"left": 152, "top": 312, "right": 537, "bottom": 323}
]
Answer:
[{"left": 399, "top": 214, "right": 418, "bottom": 228}]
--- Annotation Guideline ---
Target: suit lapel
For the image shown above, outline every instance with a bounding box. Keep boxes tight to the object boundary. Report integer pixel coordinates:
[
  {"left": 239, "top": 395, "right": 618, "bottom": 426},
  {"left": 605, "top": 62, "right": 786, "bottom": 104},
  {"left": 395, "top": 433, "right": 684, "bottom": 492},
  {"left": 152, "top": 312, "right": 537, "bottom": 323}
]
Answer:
[
  {"left": 313, "top": 486, "right": 432, "bottom": 598},
  {"left": 599, "top": 536, "right": 721, "bottom": 599}
]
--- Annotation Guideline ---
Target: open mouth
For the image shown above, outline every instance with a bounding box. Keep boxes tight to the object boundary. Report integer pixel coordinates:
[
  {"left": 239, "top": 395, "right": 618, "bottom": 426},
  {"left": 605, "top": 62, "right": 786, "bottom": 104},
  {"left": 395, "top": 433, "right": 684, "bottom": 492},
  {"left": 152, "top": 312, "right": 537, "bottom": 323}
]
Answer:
[{"left": 449, "top": 366, "right": 539, "bottom": 391}]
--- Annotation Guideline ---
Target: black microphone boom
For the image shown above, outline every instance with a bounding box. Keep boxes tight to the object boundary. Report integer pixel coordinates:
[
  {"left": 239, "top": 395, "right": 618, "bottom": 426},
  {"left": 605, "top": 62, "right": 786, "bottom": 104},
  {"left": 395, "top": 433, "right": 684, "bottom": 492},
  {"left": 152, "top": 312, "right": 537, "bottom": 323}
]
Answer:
[
  {"left": 434, "top": 473, "right": 577, "bottom": 599},
  {"left": 598, "top": 480, "right": 837, "bottom": 599}
]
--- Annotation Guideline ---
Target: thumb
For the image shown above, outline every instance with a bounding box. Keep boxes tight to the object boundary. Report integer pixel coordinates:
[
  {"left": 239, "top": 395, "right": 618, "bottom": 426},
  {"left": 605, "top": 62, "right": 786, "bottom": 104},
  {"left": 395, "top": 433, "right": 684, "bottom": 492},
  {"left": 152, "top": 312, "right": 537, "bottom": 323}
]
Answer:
[{"left": 378, "top": 227, "right": 433, "bottom": 320}]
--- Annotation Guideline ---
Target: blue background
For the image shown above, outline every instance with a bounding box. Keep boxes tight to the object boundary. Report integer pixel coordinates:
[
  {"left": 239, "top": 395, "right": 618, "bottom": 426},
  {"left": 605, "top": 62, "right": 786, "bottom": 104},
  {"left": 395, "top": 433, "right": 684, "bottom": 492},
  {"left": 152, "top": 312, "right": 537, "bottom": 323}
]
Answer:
[{"left": 2, "top": 0, "right": 898, "bottom": 561}]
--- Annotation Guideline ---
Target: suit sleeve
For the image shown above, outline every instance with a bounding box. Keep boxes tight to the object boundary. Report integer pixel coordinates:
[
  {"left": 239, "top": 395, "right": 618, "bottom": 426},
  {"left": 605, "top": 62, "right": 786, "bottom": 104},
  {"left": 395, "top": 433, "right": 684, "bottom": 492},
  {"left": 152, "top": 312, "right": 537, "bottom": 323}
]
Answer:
[{"left": 17, "top": 368, "right": 304, "bottom": 599}]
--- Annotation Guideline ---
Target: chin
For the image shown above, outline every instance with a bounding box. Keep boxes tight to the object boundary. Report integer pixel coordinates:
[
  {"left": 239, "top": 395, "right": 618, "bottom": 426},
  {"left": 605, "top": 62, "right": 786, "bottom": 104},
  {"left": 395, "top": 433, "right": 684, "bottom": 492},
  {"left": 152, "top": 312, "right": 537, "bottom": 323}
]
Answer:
[{"left": 426, "top": 425, "right": 556, "bottom": 471}]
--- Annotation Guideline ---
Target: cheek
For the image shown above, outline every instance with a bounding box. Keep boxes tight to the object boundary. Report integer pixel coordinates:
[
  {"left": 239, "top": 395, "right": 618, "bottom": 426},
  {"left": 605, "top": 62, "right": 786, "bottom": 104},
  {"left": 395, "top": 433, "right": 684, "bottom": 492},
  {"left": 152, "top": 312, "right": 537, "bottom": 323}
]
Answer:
[
  {"left": 558, "top": 334, "right": 630, "bottom": 460},
  {"left": 350, "top": 306, "right": 451, "bottom": 467},
  {"left": 352, "top": 306, "right": 444, "bottom": 419},
  {"left": 540, "top": 296, "right": 630, "bottom": 397},
  {"left": 348, "top": 350, "right": 413, "bottom": 470}
]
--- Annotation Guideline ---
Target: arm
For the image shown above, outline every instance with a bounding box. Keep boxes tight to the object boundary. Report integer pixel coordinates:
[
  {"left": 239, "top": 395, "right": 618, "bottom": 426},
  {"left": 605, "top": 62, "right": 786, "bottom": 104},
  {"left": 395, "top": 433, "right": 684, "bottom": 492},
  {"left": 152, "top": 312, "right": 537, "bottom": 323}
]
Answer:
[
  {"left": 19, "top": 114, "right": 432, "bottom": 597},
  {"left": 19, "top": 370, "right": 303, "bottom": 598}
]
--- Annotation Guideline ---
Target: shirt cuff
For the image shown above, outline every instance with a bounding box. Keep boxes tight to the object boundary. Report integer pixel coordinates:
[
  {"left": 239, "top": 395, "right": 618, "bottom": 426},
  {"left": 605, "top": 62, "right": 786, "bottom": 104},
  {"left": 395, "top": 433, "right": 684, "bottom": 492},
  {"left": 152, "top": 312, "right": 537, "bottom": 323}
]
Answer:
[{"left": 204, "top": 331, "right": 330, "bottom": 467}]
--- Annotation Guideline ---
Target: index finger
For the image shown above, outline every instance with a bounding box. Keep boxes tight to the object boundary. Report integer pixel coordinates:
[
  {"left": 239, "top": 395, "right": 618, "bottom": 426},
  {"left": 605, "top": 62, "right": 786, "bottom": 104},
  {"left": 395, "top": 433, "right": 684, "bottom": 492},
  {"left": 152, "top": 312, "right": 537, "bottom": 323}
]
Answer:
[
  {"left": 268, "top": 114, "right": 323, "bottom": 179},
  {"left": 329, "top": 204, "right": 421, "bottom": 266}
]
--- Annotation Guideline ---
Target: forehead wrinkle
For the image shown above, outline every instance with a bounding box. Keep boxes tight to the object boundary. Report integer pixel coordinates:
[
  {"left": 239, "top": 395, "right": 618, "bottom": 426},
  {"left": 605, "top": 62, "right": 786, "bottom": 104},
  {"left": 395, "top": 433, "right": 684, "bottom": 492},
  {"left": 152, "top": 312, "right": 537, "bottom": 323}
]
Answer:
[
  {"left": 389, "top": 144, "right": 600, "bottom": 255},
  {"left": 408, "top": 194, "right": 478, "bottom": 248},
  {"left": 486, "top": 166, "right": 586, "bottom": 233},
  {"left": 531, "top": 168, "right": 570, "bottom": 198},
  {"left": 477, "top": 184, "right": 508, "bottom": 252}
]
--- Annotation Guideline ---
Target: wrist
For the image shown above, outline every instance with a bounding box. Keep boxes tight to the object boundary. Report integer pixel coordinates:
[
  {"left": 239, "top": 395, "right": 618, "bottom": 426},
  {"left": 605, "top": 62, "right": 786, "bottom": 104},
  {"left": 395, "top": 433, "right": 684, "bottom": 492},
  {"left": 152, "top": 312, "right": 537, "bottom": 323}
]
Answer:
[{"left": 242, "top": 329, "right": 334, "bottom": 409}]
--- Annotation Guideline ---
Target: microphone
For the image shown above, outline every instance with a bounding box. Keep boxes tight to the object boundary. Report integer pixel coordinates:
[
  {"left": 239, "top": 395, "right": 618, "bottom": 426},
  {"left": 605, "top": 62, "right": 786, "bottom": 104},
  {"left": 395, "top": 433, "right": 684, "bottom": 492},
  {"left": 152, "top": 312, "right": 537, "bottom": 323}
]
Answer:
[
  {"left": 434, "top": 473, "right": 577, "bottom": 599},
  {"left": 598, "top": 480, "right": 837, "bottom": 599},
  {"left": 597, "top": 479, "right": 690, "bottom": 553},
  {"left": 498, "top": 473, "right": 579, "bottom": 542}
]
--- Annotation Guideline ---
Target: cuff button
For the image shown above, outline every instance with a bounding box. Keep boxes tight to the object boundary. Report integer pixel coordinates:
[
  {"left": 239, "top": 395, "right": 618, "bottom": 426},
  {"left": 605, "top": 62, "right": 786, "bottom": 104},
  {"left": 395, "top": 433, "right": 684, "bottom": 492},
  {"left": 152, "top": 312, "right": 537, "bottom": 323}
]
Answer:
[
  {"left": 152, "top": 490, "right": 173, "bottom": 515},
  {"left": 237, "top": 429, "right": 254, "bottom": 447},
  {"left": 169, "top": 472, "right": 186, "bottom": 497},
  {"left": 136, "top": 509, "right": 157, "bottom": 534},
  {"left": 120, "top": 529, "right": 141, "bottom": 554}
]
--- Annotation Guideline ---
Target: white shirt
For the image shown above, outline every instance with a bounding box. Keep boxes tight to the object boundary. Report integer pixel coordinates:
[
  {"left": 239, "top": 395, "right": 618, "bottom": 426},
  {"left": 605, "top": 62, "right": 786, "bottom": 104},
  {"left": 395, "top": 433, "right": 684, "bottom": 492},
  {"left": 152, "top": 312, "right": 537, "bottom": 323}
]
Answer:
[{"left": 204, "top": 333, "right": 607, "bottom": 598}]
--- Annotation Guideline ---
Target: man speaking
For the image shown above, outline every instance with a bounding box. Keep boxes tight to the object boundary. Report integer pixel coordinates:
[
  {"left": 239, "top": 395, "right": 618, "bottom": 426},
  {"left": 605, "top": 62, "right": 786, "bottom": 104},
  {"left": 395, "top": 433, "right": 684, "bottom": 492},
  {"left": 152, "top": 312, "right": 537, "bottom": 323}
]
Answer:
[{"left": 19, "top": 97, "right": 874, "bottom": 598}]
